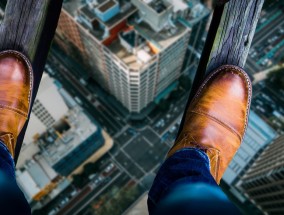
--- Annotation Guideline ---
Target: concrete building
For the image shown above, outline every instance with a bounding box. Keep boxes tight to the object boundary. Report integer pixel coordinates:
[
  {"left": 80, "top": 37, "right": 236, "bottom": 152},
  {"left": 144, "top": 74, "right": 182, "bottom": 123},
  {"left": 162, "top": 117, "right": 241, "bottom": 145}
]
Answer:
[
  {"left": 24, "top": 73, "right": 69, "bottom": 144},
  {"left": 237, "top": 135, "right": 284, "bottom": 214},
  {"left": 17, "top": 106, "right": 113, "bottom": 210},
  {"left": 16, "top": 155, "right": 70, "bottom": 207},
  {"left": 222, "top": 111, "right": 277, "bottom": 188},
  {"left": 16, "top": 74, "right": 113, "bottom": 208},
  {"left": 55, "top": 0, "right": 210, "bottom": 113},
  {"left": 37, "top": 107, "right": 105, "bottom": 176}
]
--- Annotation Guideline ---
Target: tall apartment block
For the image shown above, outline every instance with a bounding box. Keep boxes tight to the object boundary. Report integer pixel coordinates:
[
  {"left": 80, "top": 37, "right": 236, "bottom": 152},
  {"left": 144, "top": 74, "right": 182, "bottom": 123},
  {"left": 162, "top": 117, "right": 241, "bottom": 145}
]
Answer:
[
  {"left": 220, "top": 111, "right": 277, "bottom": 204},
  {"left": 55, "top": 0, "right": 210, "bottom": 113},
  {"left": 237, "top": 135, "right": 284, "bottom": 214},
  {"left": 222, "top": 111, "right": 277, "bottom": 186}
]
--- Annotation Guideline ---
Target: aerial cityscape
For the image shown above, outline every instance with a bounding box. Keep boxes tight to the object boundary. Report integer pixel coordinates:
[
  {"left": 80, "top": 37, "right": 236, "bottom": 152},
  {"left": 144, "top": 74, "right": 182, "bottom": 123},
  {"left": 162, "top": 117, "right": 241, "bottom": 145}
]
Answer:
[{"left": 0, "top": 0, "right": 283, "bottom": 214}]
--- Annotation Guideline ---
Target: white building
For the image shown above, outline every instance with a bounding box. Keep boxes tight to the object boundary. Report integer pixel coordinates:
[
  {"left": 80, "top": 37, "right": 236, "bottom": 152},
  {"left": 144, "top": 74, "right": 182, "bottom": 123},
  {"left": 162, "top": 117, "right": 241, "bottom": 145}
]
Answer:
[
  {"left": 24, "top": 73, "right": 69, "bottom": 144},
  {"left": 16, "top": 155, "right": 70, "bottom": 204},
  {"left": 18, "top": 73, "right": 70, "bottom": 167},
  {"left": 57, "top": 0, "right": 210, "bottom": 113}
]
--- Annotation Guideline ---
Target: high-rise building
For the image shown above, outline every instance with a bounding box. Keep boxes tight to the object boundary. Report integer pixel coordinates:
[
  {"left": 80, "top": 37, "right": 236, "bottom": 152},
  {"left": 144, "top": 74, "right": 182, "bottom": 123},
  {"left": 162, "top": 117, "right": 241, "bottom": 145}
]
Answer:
[
  {"left": 55, "top": 0, "right": 210, "bottom": 113},
  {"left": 221, "top": 111, "right": 277, "bottom": 200},
  {"left": 24, "top": 73, "right": 69, "bottom": 144},
  {"left": 237, "top": 135, "right": 284, "bottom": 214}
]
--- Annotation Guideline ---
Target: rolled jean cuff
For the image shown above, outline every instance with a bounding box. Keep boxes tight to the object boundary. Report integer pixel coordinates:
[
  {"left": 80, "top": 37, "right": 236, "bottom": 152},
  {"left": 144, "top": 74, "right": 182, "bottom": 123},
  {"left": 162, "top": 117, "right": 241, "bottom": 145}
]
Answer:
[{"left": 148, "top": 148, "right": 217, "bottom": 208}]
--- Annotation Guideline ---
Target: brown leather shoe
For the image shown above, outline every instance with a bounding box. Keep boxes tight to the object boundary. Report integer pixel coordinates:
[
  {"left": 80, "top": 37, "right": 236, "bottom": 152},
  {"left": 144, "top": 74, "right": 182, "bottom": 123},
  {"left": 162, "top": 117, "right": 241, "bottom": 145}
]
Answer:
[
  {"left": 0, "top": 50, "right": 33, "bottom": 158},
  {"left": 168, "top": 65, "right": 251, "bottom": 184}
]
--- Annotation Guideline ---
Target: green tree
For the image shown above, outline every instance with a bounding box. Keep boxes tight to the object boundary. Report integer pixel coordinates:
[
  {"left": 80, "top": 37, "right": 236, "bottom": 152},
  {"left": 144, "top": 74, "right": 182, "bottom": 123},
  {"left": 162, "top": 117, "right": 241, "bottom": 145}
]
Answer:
[
  {"left": 158, "top": 99, "right": 169, "bottom": 111},
  {"left": 83, "top": 162, "right": 99, "bottom": 176},
  {"left": 72, "top": 174, "right": 85, "bottom": 189},
  {"left": 179, "top": 76, "right": 192, "bottom": 90}
]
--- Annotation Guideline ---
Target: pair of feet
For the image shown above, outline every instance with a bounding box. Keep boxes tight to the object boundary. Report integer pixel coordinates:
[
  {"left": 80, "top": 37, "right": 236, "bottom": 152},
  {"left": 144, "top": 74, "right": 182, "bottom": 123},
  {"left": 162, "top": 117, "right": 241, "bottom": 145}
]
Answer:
[{"left": 0, "top": 51, "right": 251, "bottom": 185}]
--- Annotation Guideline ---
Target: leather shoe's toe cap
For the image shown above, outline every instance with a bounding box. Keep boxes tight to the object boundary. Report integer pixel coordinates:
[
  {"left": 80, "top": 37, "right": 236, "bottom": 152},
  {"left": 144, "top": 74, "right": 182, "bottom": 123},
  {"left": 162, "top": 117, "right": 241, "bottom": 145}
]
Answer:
[
  {"left": 190, "top": 65, "right": 251, "bottom": 139},
  {"left": 0, "top": 51, "right": 32, "bottom": 117}
]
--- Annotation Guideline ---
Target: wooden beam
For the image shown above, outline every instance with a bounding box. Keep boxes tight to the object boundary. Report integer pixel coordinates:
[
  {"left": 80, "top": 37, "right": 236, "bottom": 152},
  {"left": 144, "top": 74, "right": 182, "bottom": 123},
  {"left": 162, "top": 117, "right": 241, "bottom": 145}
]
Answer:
[
  {"left": 206, "top": 0, "right": 264, "bottom": 74},
  {"left": 193, "top": 0, "right": 264, "bottom": 96},
  {"left": 177, "top": 0, "right": 264, "bottom": 137},
  {"left": 0, "top": 0, "right": 63, "bottom": 163}
]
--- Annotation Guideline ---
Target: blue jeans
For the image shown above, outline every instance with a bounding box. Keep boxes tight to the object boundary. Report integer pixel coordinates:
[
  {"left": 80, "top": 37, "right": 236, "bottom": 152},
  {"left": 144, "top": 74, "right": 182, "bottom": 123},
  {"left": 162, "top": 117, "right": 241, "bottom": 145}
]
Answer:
[
  {"left": 0, "top": 141, "right": 31, "bottom": 215},
  {"left": 148, "top": 148, "right": 241, "bottom": 215}
]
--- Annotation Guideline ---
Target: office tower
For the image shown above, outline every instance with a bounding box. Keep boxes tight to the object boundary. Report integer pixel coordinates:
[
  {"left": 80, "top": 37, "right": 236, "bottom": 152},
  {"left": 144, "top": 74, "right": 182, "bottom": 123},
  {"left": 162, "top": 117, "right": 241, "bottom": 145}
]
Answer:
[
  {"left": 222, "top": 111, "right": 277, "bottom": 187},
  {"left": 55, "top": 0, "right": 210, "bottom": 113},
  {"left": 25, "top": 73, "right": 69, "bottom": 144},
  {"left": 237, "top": 135, "right": 284, "bottom": 214}
]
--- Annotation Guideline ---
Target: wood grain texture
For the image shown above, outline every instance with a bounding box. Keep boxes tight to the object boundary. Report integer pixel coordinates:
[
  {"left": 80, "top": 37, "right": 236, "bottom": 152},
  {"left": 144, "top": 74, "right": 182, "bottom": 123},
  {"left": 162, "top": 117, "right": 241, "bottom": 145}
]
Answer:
[
  {"left": 206, "top": 0, "right": 264, "bottom": 74},
  {"left": 0, "top": 0, "right": 47, "bottom": 59},
  {"left": 0, "top": 0, "right": 63, "bottom": 162},
  {"left": 176, "top": 0, "right": 264, "bottom": 139}
]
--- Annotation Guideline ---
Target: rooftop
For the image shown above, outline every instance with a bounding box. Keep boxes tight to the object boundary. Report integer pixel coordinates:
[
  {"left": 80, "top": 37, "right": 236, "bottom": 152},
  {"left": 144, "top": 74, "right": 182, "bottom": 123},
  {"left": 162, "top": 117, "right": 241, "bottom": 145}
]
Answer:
[
  {"left": 76, "top": 2, "right": 137, "bottom": 41},
  {"left": 107, "top": 18, "right": 188, "bottom": 70},
  {"left": 63, "top": 0, "right": 82, "bottom": 16},
  {"left": 179, "top": 1, "right": 211, "bottom": 26},
  {"left": 130, "top": 16, "right": 189, "bottom": 50},
  {"left": 149, "top": 0, "right": 170, "bottom": 14},
  {"left": 108, "top": 36, "right": 156, "bottom": 70},
  {"left": 62, "top": 0, "right": 205, "bottom": 70},
  {"left": 16, "top": 155, "right": 60, "bottom": 202},
  {"left": 98, "top": 0, "right": 117, "bottom": 13},
  {"left": 38, "top": 107, "right": 98, "bottom": 165}
]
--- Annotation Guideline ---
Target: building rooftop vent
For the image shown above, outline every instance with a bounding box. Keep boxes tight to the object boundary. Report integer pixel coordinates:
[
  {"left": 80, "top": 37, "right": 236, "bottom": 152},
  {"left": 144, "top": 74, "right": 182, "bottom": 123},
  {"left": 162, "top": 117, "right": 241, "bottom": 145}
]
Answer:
[{"left": 149, "top": 0, "right": 168, "bottom": 13}]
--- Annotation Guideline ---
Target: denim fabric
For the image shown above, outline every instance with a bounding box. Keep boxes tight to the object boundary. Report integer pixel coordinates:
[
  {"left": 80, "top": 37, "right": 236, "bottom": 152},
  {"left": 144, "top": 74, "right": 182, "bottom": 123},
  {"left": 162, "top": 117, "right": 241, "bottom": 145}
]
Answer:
[
  {"left": 148, "top": 148, "right": 241, "bottom": 215},
  {"left": 0, "top": 141, "right": 31, "bottom": 215},
  {"left": 0, "top": 141, "right": 15, "bottom": 179}
]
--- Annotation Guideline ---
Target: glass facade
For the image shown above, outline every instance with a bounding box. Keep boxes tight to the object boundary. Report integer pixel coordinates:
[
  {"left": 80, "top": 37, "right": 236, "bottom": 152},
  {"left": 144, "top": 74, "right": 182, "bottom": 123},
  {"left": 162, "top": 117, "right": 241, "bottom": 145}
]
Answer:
[{"left": 53, "top": 129, "right": 104, "bottom": 176}]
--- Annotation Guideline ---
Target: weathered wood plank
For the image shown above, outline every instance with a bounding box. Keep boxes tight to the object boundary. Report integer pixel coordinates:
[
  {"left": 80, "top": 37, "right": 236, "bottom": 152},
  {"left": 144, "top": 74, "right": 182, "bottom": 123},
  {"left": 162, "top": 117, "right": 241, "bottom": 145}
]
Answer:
[
  {"left": 206, "top": 0, "right": 264, "bottom": 74},
  {"left": 189, "top": 0, "right": 264, "bottom": 102},
  {"left": 0, "top": 0, "right": 46, "bottom": 59},
  {"left": 0, "top": 0, "right": 63, "bottom": 162},
  {"left": 177, "top": 0, "right": 264, "bottom": 138}
]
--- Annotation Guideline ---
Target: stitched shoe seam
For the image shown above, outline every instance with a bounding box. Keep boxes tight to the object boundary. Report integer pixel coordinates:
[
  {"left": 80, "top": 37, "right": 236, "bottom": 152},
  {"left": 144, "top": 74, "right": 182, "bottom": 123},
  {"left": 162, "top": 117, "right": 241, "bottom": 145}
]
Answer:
[
  {"left": 190, "top": 110, "right": 242, "bottom": 141},
  {"left": 0, "top": 104, "right": 28, "bottom": 117},
  {"left": 191, "top": 65, "right": 252, "bottom": 137},
  {"left": 173, "top": 133, "right": 221, "bottom": 154},
  {"left": 172, "top": 137, "right": 221, "bottom": 181}
]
